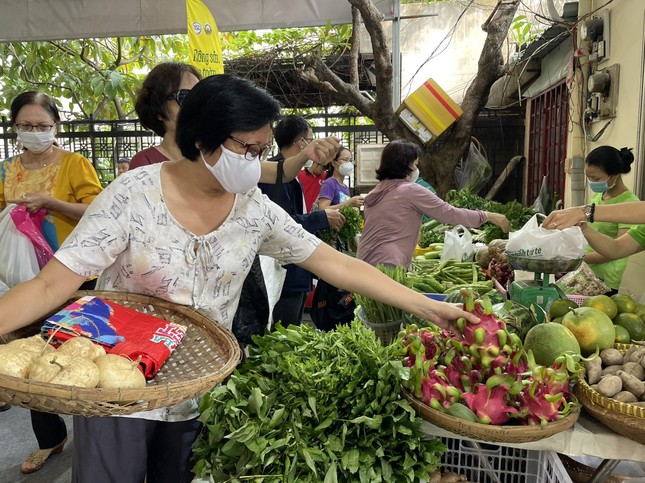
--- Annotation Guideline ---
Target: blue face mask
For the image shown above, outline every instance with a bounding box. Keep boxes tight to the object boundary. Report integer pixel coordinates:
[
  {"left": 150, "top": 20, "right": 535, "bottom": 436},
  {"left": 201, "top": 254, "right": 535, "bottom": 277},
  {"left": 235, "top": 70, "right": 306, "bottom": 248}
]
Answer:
[{"left": 587, "top": 177, "right": 615, "bottom": 193}]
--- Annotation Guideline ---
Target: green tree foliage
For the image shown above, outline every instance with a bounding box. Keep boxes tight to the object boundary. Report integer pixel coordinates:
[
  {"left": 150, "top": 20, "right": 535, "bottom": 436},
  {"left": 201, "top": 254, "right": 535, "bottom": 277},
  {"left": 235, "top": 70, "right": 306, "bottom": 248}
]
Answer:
[{"left": 0, "top": 35, "right": 189, "bottom": 120}]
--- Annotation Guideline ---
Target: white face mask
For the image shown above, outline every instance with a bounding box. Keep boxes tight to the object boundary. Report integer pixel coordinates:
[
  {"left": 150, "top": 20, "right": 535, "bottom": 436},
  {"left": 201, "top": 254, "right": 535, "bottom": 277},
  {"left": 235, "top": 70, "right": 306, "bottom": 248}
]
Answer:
[
  {"left": 408, "top": 168, "right": 419, "bottom": 183},
  {"left": 16, "top": 130, "right": 56, "bottom": 153},
  {"left": 338, "top": 162, "right": 353, "bottom": 177},
  {"left": 201, "top": 146, "right": 261, "bottom": 193}
]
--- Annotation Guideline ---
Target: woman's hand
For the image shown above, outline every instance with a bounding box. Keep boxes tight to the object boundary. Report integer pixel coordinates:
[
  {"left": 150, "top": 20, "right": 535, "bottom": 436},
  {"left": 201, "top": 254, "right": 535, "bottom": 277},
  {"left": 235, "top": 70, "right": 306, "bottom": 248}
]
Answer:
[
  {"left": 347, "top": 196, "right": 364, "bottom": 208},
  {"left": 423, "top": 301, "right": 480, "bottom": 334},
  {"left": 302, "top": 137, "right": 340, "bottom": 167},
  {"left": 543, "top": 207, "right": 586, "bottom": 230},
  {"left": 485, "top": 212, "right": 511, "bottom": 233},
  {"left": 8, "top": 192, "right": 53, "bottom": 212},
  {"left": 324, "top": 209, "right": 346, "bottom": 232}
]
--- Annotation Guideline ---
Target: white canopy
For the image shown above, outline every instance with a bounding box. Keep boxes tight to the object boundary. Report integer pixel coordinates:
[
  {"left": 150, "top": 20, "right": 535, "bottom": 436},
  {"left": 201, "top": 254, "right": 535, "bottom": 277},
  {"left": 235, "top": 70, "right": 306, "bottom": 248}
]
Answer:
[{"left": 0, "top": 0, "right": 390, "bottom": 42}]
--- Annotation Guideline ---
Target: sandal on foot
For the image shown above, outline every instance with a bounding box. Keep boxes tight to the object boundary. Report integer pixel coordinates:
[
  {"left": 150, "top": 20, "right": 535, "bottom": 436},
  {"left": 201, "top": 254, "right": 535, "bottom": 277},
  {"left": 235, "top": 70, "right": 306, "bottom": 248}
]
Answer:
[
  {"left": 0, "top": 402, "right": 10, "bottom": 412},
  {"left": 20, "top": 438, "right": 67, "bottom": 474}
]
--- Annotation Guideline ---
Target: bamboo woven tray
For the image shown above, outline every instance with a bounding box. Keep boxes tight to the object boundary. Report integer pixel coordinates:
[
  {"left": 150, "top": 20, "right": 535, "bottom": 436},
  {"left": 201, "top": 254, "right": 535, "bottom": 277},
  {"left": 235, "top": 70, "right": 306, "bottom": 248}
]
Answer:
[
  {"left": 0, "top": 291, "right": 242, "bottom": 417},
  {"left": 403, "top": 390, "right": 580, "bottom": 443},
  {"left": 574, "top": 373, "right": 645, "bottom": 445}
]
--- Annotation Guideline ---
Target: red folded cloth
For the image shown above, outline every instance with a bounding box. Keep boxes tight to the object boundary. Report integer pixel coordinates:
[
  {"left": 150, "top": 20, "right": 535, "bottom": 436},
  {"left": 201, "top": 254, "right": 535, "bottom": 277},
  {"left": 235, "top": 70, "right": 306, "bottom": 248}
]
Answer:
[{"left": 43, "top": 296, "right": 187, "bottom": 379}]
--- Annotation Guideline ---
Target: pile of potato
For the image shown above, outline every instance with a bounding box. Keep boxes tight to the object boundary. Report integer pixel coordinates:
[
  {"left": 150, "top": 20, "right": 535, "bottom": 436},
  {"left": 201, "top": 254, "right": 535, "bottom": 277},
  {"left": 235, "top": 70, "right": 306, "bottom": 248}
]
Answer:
[
  {"left": 584, "top": 346, "right": 645, "bottom": 406},
  {"left": 0, "top": 336, "right": 146, "bottom": 389}
]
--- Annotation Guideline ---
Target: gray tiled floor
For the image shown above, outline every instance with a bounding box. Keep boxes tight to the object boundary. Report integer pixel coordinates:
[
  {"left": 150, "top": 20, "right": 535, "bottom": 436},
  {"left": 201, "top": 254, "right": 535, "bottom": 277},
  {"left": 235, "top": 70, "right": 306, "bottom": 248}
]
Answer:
[{"left": 0, "top": 406, "right": 72, "bottom": 482}]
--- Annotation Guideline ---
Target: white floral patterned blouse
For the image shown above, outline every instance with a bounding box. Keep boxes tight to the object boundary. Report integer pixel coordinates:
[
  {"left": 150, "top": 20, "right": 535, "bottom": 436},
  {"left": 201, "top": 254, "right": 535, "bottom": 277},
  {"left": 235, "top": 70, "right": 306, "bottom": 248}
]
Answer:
[{"left": 55, "top": 162, "right": 321, "bottom": 421}]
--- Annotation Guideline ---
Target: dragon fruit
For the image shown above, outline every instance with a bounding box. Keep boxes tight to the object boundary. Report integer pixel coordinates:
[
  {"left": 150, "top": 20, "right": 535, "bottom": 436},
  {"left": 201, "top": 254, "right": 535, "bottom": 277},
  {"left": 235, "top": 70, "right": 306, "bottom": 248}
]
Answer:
[
  {"left": 396, "top": 291, "right": 582, "bottom": 428},
  {"left": 461, "top": 383, "right": 519, "bottom": 425}
]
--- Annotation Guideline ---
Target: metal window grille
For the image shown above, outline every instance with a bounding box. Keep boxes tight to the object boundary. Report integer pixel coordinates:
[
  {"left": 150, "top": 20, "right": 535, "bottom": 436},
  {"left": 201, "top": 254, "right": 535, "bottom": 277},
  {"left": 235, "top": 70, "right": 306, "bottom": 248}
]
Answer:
[{"left": 526, "top": 81, "right": 569, "bottom": 208}]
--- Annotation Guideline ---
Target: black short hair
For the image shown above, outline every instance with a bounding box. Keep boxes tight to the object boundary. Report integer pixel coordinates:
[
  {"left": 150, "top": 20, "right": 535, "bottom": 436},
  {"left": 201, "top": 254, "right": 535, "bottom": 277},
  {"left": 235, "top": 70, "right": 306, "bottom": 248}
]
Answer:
[
  {"left": 117, "top": 158, "right": 131, "bottom": 165},
  {"left": 176, "top": 75, "right": 282, "bottom": 161},
  {"left": 273, "top": 115, "right": 310, "bottom": 150},
  {"left": 135, "top": 62, "right": 201, "bottom": 137},
  {"left": 586, "top": 145, "right": 634, "bottom": 175},
  {"left": 375, "top": 140, "right": 421, "bottom": 181},
  {"left": 10, "top": 91, "right": 61, "bottom": 125}
]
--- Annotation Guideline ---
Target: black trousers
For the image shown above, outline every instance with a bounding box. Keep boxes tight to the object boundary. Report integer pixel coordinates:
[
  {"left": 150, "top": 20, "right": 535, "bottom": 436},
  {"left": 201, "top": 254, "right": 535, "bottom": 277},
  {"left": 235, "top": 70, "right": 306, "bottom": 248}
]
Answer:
[
  {"left": 272, "top": 291, "right": 307, "bottom": 328},
  {"left": 30, "top": 411, "right": 67, "bottom": 449},
  {"left": 72, "top": 416, "right": 202, "bottom": 483}
]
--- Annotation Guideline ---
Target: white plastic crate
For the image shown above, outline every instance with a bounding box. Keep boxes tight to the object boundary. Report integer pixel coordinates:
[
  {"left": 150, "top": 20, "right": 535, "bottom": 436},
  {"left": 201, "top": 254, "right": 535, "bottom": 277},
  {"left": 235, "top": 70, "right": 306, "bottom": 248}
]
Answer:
[{"left": 439, "top": 437, "right": 572, "bottom": 483}]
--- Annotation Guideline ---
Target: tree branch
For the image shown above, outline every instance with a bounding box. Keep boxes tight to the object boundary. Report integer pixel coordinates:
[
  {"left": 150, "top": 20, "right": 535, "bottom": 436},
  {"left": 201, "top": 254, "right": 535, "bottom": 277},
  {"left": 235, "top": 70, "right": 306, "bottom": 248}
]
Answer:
[{"left": 349, "top": 6, "right": 361, "bottom": 89}]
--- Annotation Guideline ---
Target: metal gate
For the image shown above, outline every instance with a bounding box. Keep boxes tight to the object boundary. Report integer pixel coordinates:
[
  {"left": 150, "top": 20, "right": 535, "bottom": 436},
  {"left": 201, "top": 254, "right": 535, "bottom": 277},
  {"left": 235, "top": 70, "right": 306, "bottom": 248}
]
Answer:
[{"left": 525, "top": 81, "right": 569, "bottom": 209}]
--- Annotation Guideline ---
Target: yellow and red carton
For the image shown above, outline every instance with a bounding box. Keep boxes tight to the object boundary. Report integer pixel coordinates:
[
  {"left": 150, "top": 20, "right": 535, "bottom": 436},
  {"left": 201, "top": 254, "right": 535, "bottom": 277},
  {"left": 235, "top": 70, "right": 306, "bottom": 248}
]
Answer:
[{"left": 397, "top": 79, "right": 463, "bottom": 145}]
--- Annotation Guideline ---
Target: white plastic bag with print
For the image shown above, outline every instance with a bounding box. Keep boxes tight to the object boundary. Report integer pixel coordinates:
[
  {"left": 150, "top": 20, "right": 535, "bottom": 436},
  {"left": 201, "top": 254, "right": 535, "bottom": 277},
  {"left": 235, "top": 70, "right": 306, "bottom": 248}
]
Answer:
[
  {"left": 0, "top": 205, "right": 39, "bottom": 289},
  {"left": 506, "top": 214, "right": 587, "bottom": 260},
  {"left": 441, "top": 225, "right": 475, "bottom": 262}
]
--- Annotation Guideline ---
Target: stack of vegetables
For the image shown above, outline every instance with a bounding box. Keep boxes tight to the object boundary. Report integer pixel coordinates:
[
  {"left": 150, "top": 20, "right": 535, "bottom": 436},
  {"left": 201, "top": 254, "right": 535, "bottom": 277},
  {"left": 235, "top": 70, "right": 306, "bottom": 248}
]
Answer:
[
  {"left": 445, "top": 190, "right": 535, "bottom": 244},
  {"left": 318, "top": 205, "right": 363, "bottom": 251},
  {"left": 408, "top": 259, "right": 492, "bottom": 295},
  {"left": 397, "top": 290, "right": 581, "bottom": 427},
  {"left": 193, "top": 323, "right": 446, "bottom": 482}
]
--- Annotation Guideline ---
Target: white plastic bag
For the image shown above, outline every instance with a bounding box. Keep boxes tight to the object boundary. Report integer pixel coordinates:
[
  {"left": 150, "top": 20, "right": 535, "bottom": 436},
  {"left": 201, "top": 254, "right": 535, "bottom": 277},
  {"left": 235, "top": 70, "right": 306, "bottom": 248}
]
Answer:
[
  {"left": 0, "top": 205, "right": 39, "bottom": 289},
  {"left": 441, "top": 225, "right": 475, "bottom": 262},
  {"left": 506, "top": 214, "right": 587, "bottom": 260}
]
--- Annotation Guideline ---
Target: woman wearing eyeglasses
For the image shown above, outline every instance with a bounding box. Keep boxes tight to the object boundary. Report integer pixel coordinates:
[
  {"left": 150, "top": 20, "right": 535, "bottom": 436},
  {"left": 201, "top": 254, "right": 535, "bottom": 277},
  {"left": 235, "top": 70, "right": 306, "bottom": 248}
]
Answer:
[
  {"left": 0, "top": 75, "right": 480, "bottom": 483},
  {"left": 130, "top": 62, "right": 337, "bottom": 180},
  {"left": 0, "top": 91, "right": 102, "bottom": 474}
]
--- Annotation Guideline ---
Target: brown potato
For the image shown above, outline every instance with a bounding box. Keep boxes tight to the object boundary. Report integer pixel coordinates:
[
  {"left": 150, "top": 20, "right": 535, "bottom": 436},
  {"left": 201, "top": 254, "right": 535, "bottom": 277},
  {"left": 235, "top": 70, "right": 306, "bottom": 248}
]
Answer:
[
  {"left": 600, "top": 348, "right": 623, "bottom": 366},
  {"left": 617, "top": 370, "right": 645, "bottom": 398},
  {"left": 613, "top": 391, "right": 638, "bottom": 403},
  {"left": 597, "top": 375, "right": 622, "bottom": 398},
  {"left": 622, "top": 362, "right": 645, "bottom": 381},
  {"left": 585, "top": 356, "right": 603, "bottom": 385}
]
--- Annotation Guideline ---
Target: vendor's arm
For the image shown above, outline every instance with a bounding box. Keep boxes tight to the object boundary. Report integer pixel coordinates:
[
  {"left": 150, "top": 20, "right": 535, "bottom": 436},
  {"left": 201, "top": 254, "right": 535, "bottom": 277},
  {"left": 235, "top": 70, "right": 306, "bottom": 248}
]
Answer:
[
  {"left": 545, "top": 201, "right": 645, "bottom": 228},
  {"left": 580, "top": 223, "right": 643, "bottom": 260},
  {"left": 298, "top": 242, "right": 480, "bottom": 332},
  {"left": 0, "top": 258, "right": 86, "bottom": 335},
  {"left": 584, "top": 228, "right": 630, "bottom": 264},
  {"left": 259, "top": 137, "right": 340, "bottom": 183}
]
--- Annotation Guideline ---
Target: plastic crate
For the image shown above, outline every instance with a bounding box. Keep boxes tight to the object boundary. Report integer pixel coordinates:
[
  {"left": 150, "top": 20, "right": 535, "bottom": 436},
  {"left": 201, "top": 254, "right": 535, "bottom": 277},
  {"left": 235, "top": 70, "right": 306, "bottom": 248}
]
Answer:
[
  {"left": 566, "top": 294, "right": 588, "bottom": 306},
  {"left": 439, "top": 437, "right": 572, "bottom": 483}
]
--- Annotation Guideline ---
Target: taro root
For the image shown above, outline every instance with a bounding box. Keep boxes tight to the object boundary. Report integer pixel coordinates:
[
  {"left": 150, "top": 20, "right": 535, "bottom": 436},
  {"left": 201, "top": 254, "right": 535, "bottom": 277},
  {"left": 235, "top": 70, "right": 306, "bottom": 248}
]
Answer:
[
  {"left": 94, "top": 354, "right": 146, "bottom": 389},
  {"left": 57, "top": 337, "right": 106, "bottom": 361}
]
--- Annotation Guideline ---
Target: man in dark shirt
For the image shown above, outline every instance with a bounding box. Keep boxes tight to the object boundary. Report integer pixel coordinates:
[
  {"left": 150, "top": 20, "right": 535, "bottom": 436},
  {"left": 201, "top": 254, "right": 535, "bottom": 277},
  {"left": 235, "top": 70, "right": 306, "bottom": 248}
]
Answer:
[{"left": 259, "top": 115, "right": 345, "bottom": 326}]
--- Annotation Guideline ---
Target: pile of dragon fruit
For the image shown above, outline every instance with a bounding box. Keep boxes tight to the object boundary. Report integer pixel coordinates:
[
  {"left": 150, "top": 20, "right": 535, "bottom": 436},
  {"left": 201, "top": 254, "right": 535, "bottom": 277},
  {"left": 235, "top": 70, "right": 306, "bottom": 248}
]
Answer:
[{"left": 397, "top": 289, "right": 580, "bottom": 426}]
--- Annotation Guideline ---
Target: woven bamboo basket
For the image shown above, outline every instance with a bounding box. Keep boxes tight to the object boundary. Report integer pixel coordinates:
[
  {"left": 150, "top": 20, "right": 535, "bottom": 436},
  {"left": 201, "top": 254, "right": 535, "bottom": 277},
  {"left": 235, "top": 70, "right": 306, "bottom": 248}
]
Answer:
[
  {"left": 356, "top": 307, "right": 403, "bottom": 346},
  {"left": 0, "top": 291, "right": 242, "bottom": 417},
  {"left": 574, "top": 372, "right": 645, "bottom": 445},
  {"left": 402, "top": 389, "right": 580, "bottom": 443}
]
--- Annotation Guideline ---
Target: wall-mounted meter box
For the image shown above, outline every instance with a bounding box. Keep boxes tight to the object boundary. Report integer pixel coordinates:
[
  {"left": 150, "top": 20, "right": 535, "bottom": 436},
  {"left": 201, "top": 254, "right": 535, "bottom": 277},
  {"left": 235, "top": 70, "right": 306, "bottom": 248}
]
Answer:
[{"left": 396, "top": 79, "right": 463, "bottom": 145}]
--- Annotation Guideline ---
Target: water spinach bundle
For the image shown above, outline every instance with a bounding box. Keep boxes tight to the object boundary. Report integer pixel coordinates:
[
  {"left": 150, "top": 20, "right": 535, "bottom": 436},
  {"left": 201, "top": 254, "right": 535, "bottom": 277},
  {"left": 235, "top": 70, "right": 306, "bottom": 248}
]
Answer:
[{"left": 193, "top": 322, "right": 446, "bottom": 482}]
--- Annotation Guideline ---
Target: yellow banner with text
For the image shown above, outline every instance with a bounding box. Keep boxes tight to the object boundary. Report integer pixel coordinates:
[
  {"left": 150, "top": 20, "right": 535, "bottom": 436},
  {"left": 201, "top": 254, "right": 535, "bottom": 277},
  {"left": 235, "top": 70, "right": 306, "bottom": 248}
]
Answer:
[{"left": 186, "top": 0, "right": 224, "bottom": 77}]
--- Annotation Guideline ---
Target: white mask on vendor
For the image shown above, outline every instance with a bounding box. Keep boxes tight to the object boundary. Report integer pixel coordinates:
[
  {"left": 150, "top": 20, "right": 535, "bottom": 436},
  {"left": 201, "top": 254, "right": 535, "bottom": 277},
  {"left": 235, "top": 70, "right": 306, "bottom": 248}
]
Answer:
[
  {"left": 408, "top": 168, "right": 419, "bottom": 183},
  {"left": 201, "top": 146, "right": 261, "bottom": 193}
]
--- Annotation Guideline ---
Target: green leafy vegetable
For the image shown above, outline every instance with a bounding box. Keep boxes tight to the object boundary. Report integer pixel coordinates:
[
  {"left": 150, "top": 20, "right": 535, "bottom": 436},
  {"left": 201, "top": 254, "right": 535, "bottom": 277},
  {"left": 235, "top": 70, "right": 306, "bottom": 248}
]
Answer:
[{"left": 193, "top": 323, "right": 445, "bottom": 482}]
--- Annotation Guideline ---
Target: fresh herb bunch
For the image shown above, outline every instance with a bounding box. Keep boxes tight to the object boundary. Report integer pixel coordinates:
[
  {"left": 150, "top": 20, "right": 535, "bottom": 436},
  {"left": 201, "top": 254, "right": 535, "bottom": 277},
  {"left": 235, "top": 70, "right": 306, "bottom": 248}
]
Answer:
[
  {"left": 446, "top": 189, "right": 535, "bottom": 244},
  {"left": 354, "top": 265, "right": 409, "bottom": 325},
  {"left": 193, "top": 323, "right": 446, "bottom": 482},
  {"left": 318, "top": 206, "right": 363, "bottom": 248}
]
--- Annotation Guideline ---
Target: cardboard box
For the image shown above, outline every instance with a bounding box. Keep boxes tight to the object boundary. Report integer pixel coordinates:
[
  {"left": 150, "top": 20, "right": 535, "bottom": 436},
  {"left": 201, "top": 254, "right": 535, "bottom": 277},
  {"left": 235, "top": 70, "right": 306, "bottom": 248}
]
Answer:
[{"left": 397, "top": 79, "right": 463, "bottom": 145}]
